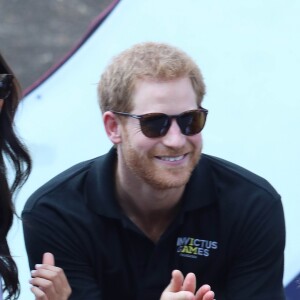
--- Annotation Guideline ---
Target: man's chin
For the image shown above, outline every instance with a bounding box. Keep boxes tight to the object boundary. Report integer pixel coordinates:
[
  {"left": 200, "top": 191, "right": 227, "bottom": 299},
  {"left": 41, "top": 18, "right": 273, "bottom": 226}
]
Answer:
[{"left": 147, "top": 173, "right": 191, "bottom": 190}]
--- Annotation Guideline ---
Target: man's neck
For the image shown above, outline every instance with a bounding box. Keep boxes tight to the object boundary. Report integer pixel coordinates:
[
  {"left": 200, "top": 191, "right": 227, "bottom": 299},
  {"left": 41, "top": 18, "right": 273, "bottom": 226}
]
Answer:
[{"left": 115, "top": 169, "right": 185, "bottom": 243}]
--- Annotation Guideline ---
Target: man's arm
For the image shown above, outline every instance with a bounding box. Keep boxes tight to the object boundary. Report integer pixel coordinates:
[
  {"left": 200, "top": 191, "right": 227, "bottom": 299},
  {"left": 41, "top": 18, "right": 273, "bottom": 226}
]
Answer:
[
  {"left": 22, "top": 210, "right": 102, "bottom": 300},
  {"left": 225, "top": 197, "right": 285, "bottom": 300}
]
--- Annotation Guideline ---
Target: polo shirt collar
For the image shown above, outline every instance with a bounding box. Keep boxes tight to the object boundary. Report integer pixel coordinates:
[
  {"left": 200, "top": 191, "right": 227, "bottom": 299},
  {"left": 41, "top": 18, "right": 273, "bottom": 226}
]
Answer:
[
  {"left": 85, "top": 148, "right": 217, "bottom": 218},
  {"left": 181, "top": 154, "right": 217, "bottom": 212},
  {"left": 85, "top": 147, "right": 121, "bottom": 218}
]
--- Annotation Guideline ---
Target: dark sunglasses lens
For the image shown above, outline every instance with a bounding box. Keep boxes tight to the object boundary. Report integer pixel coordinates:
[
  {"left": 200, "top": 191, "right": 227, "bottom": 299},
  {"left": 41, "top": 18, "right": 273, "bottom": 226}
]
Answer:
[
  {"left": 140, "top": 113, "right": 170, "bottom": 138},
  {"left": 178, "top": 110, "right": 206, "bottom": 135},
  {"left": 0, "top": 74, "right": 13, "bottom": 99}
]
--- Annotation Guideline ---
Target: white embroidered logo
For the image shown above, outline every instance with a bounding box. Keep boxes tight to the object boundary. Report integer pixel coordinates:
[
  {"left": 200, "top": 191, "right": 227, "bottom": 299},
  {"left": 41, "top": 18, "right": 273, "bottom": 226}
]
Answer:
[{"left": 177, "top": 237, "right": 218, "bottom": 258}]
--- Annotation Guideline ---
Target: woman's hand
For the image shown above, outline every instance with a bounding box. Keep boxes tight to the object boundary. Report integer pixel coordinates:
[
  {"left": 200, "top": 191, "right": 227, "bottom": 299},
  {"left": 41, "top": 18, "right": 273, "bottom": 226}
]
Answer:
[{"left": 30, "top": 252, "right": 72, "bottom": 300}]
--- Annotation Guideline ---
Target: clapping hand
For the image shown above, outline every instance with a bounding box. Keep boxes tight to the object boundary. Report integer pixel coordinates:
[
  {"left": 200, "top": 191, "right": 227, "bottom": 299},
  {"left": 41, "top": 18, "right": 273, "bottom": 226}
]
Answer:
[{"left": 160, "top": 270, "right": 215, "bottom": 300}]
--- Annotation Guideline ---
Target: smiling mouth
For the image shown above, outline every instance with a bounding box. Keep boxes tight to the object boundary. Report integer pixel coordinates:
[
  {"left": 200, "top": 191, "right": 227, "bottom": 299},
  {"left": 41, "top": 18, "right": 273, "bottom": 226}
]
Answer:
[{"left": 156, "top": 155, "right": 186, "bottom": 162}]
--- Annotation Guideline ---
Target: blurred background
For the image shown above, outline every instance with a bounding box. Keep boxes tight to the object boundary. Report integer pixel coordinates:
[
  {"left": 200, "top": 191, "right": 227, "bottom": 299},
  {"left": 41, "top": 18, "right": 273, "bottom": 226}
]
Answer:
[
  {"left": 0, "top": 0, "right": 113, "bottom": 89},
  {"left": 2, "top": 0, "right": 300, "bottom": 299}
]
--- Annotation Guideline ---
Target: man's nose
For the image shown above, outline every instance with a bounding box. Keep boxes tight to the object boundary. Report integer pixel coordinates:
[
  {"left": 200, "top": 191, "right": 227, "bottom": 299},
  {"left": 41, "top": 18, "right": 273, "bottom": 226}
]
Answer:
[{"left": 161, "top": 119, "right": 186, "bottom": 148}]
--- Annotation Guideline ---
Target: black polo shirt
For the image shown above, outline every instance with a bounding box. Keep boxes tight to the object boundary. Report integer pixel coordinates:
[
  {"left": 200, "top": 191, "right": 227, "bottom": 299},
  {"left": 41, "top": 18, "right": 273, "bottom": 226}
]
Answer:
[{"left": 22, "top": 147, "right": 285, "bottom": 300}]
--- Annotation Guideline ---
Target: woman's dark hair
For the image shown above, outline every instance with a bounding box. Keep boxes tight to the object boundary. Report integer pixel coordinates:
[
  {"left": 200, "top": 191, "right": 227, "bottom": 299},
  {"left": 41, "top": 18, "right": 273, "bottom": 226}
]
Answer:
[{"left": 0, "top": 53, "right": 32, "bottom": 299}]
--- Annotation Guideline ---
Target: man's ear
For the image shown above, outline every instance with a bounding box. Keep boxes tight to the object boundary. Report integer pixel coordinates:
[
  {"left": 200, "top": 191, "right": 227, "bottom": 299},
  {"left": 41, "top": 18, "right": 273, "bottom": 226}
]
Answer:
[{"left": 103, "top": 111, "right": 122, "bottom": 144}]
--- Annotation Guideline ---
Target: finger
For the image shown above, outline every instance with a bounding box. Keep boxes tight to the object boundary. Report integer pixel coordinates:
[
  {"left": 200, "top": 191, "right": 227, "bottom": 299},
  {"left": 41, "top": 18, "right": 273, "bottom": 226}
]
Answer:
[
  {"left": 34, "top": 264, "right": 62, "bottom": 273},
  {"left": 203, "top": 291, "right": 215, "bottom": 300},
  {"left": 30, "top": 277, "right": 56, "bottom": 291},
  {"left": 182, "top": 273, "right": 196, "bottom": 294},
  {"left": 30, "top": 272, "right": 71, "bottom": 300},
  {"left": 169, "top": 270, "right": 185, "bottom": 292},
  {"left": 31, "top": 285, "right": 48, "bottom": 300},
  {"left": 161, "top": 271, "right": 196, "bottom": 300},
  {"left": 195, "top": 285, "right": 212, "bottom": 300},
  {"left": 31, "top": 268, "right": 61, "bottom": 294},
  {"left": 162, "top": 270, "right": 184, "bottom": 294},
  {"left": 31, "top": 266, "right": 71, "bottom": 295},
  {"left": 32, "top": 267, "right": 60, "bottom": 280},
  {"left": 42, "top": 252, "right": 55, "bottom": 266}
]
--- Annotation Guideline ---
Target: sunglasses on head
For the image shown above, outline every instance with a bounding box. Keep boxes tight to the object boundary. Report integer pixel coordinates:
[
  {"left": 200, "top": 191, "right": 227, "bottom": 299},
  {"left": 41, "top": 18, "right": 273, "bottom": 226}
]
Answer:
[
  {"left": 111, "top": 108, "right": 208, "bottom": 138},
  {"left": 0, "top": 74, "right": 13, "bottom": 100}
]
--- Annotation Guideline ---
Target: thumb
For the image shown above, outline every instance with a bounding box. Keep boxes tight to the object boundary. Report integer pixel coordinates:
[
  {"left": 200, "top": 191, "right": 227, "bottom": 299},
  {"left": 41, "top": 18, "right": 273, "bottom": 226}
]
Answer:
[
  {"left": 164, "top": 270, "right": 184, "bottom": 292},
  {"left": 42, "top": 252, "right": 55, "bottom": 265}
]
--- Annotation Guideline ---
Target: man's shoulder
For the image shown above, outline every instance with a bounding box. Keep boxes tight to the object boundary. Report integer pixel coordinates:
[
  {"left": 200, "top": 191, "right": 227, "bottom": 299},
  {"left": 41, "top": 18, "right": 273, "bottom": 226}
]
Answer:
[
  {"left": 23, "top": 155, "right": 105, "bottom": 212},
  {"left": 201, "top": 154, "right": 280, "bottom": 200}
]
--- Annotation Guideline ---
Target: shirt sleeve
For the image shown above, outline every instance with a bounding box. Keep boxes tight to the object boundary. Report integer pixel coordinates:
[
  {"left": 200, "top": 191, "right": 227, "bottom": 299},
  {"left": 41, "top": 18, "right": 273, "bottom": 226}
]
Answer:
[
  {"left": 225, "top": 195, "right": 286, "bottom": 300},
  {"left": 22, "top": 206, "right": 103, "bottom": 300}
]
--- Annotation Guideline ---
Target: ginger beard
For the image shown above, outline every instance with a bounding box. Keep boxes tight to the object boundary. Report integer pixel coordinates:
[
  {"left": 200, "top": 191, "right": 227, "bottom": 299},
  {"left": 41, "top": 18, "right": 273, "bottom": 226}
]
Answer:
[{"left": 118, "top": 127, "right": 202, "bottom": 190}]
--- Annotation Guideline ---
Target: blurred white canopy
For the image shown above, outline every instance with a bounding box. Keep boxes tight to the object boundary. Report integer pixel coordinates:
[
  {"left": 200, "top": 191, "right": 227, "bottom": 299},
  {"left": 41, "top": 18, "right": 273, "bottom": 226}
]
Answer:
[{"left": 9, "top": 0, "right": 300, "bottom": 298}]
